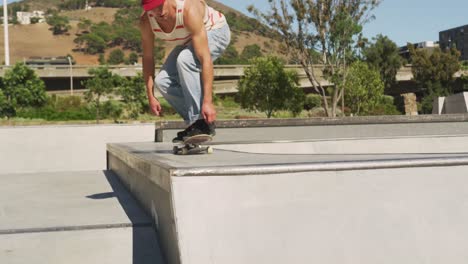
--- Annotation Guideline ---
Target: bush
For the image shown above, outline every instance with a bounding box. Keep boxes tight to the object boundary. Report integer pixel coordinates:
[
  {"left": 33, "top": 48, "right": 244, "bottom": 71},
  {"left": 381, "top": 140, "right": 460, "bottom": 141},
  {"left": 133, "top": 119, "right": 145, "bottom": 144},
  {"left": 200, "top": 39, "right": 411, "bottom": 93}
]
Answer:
[
  {"left": 102, "top": 100, "right": 124, "bottom": 122},
  {"left": 108, "top": 49, "right": 125, "bottom": 65},
  {"left": 17, "top": 105, "right": 96, "bottom": 121},
  {"left": 304, "top": 94, "right": 322, "bottom": 110},
  {"left": 368, "top": 95, "right": 401, "bottom": 115},
  {"left": 219, "top": 96, "right": 240, "bottom": 108},
  {"left": 17, "top": 95, "right": 95, "bottom": 120},
  {"left": 126, "top": 52, "right": 139, "bottom": 65},
  {"left": 99, "top": 54, "right": 106, "bottom": 65}
]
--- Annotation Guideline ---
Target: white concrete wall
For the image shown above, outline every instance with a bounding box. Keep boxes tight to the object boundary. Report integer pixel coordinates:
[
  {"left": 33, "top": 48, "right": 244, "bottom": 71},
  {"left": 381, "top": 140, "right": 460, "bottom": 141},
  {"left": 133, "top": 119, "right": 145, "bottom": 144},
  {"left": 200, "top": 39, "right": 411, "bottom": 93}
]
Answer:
[
  {"left": 0, "top": 124, "right": 154, "bottom": 174},
  {"left": 172, "top": 166, "right": 468, "bottom": 264}
]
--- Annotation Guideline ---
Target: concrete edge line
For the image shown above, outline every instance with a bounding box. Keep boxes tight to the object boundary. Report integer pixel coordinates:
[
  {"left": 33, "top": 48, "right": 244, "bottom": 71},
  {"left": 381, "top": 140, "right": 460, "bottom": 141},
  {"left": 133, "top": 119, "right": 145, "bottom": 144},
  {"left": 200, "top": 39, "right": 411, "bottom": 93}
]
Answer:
[
  {"left": 0, "top": 223, "right": 153, "bottom": 235},
  {"left": 155, "top": 115, "right": 468, "bottom": 130},
  {"left": 0, "top": 123, "right": 155, "bottom": 129},
  {"left": 170, "top": 156, "right": 468, "bottom": 177},
  {"left": 203, "top": 134, "right": 468, "bottom": 146},
  {"left": 106, "top": 144, "right": 175, "bottom": 192}
]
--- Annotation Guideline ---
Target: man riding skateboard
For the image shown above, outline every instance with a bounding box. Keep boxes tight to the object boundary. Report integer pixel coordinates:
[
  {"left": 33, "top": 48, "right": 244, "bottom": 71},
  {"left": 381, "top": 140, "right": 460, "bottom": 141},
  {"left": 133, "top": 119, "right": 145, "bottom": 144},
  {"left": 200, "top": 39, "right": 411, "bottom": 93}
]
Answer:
[{"left": 140, "top": 0, "right": 231, "bottom": 142}]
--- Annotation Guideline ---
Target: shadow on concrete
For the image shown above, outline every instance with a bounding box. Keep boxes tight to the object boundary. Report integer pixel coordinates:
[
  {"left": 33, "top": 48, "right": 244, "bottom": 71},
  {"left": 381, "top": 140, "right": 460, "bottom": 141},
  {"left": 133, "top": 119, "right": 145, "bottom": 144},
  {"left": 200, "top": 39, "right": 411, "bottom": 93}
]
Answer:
[
  {"left": 87, "top": 171, "right": 166, "bottom": 264},
  {"left": 86, "top": 192, "right": 115, "bottom": 199}
]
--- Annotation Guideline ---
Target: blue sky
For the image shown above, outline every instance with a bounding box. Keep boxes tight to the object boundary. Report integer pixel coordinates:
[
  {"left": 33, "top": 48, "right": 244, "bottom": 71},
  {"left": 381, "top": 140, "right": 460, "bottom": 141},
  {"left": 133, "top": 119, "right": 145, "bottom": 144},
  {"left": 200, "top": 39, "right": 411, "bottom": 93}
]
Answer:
[
  {"left": 218, "top": 0, "right": 468, "bottom": 47},
  {"left": 5, "top": 0, "right": 468, "bottom": 47}
]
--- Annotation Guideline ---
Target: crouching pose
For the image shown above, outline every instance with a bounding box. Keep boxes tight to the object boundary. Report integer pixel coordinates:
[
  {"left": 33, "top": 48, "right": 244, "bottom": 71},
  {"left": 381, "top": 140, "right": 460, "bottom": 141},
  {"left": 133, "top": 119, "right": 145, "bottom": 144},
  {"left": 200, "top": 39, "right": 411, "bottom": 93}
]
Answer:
[{"left": 140, "top": 0, "right": 230, "bottom": 142}]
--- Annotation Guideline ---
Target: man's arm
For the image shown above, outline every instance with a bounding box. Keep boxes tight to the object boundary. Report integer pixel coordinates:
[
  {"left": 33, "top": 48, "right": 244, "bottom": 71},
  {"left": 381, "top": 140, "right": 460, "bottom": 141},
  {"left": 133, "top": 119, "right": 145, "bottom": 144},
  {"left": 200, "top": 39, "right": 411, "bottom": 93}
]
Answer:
[
  {"left": 140, "top": 12, "right": 161, "bottom": 116},
  {"left": 184, "top": 0, "right": 216, "bottom": 123}
]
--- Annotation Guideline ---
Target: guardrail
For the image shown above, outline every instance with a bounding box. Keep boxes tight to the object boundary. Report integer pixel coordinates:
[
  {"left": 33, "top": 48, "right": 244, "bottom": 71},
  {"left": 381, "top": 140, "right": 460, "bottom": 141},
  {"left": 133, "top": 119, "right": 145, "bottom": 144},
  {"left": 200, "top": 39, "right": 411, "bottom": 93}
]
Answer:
[{"left": 0, "top": 64, "right": 413, "bottom": 79}]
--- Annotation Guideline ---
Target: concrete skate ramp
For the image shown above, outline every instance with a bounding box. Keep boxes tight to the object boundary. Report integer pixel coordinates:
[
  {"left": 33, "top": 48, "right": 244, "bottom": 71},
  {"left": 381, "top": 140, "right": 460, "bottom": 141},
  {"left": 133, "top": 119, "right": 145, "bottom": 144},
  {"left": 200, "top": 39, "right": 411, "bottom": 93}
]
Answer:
[
  {"left": 108, "top": 131, "right": 468, "bottom": 264},
  {"left": 214, "top": 135, "right": 468, "bottom": 154}
]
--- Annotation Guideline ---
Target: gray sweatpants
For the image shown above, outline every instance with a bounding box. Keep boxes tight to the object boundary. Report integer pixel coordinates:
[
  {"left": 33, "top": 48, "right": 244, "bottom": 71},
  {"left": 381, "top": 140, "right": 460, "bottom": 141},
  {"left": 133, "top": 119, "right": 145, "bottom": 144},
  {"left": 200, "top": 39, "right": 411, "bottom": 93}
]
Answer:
[{"left": 154, "top": 24, "right": 231, "bottom": 125}]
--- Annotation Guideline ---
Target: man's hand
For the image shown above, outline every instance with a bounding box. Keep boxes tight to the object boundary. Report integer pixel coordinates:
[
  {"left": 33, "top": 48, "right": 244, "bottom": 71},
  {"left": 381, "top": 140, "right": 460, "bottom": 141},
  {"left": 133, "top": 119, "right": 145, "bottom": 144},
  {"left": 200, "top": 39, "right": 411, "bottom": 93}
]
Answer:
[
  {"left": 148, "top": 96, "right": 162, "bottom": 116},
  {"left": 202, "top": 101, "right": 216, "bottom": 124}
]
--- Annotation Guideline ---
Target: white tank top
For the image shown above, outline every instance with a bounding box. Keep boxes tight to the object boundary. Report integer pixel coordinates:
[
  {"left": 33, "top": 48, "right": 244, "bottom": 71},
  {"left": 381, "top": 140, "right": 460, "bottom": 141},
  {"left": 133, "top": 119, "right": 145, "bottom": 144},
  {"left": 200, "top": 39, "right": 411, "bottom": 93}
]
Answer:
[{"left": 147, "top": 0, "right": 227, "bottom": 46}]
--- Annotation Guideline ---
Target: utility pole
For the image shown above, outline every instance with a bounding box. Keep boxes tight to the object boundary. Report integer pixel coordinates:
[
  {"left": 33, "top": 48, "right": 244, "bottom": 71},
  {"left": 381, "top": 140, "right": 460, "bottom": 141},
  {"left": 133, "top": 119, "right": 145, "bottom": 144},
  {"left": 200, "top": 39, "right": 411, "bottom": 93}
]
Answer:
[
  {"left": 3, "top": 0, "right": 10, "bottom": 66},
  {"left": 67, "top": 56, "right": 74, "bottom": 95}
]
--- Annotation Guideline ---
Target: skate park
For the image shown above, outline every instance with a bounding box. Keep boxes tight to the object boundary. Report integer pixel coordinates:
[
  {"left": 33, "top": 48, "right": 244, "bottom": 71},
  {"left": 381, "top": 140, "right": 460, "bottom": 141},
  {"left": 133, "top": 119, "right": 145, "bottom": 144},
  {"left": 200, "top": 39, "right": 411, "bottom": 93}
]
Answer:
[{"left": 2, "top": 115, "right": 468, "bottom": 263}]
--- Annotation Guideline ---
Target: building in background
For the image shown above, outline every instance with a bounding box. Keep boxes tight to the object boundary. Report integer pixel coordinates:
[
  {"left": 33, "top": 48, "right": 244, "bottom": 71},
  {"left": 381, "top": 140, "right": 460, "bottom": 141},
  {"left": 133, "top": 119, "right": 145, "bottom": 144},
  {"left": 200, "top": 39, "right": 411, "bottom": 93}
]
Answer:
[
  {"left": 398, "top": 41, "right": 439, "bottom": 62},
  {"left": 16, "top": 11, "right": 45, "bottom": 25},
  {"left": 439, "top": 24, "right": 468, "bottom": 61}
]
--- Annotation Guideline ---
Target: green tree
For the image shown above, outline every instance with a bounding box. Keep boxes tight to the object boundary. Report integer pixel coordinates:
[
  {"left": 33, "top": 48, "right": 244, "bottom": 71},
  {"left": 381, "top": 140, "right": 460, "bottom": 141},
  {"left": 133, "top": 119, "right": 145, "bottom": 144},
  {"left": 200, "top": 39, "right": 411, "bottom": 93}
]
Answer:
[
  {"left": 127, "top": 52, "right": 139, "bottom": 65},
  {"left": 345, "top": 61, "right": 384, "bottom": 115},
  {"left": 113, "top": 6, "right": 142, "bottom": 52},
  {"left": 409, "top": 46, "right": 460, "bottom": 113},
  {"left": 0, "top": 89, "right": 15, "bottom": 118},
  {"left": 98, "top": 54, "right": 106, "bottom": 65},
  {"left": 238, "top": 56, "right": 304, "bottom": 118},
  {"left": 83, "top": 67, "right": 122, "bottom": 123},
  {"left": 108, "top": 49, "right": 125, "bottom": 65},
  {"left": 77, "top": 18, "right": 92, "bottom": 33},
  {"left": 30, "top": 17, "right": 40, "bottom": 24},
  {"left": 241, "top": 44, "right": 262, "bottom": 62},
  {"left": 77, "top": 33, "right": 107, "bottom": 54},
  {"left": 102, "top": 100, "right": 124, "bottom": 122},
  {"left": 304, "top": 93, "right": 322, "bottom": 110},
  {"left": 363, "top": 34, "right": 402, "bottom": 90},
  {"left": 119, "top": 73, "right": 148, "bottom": 119},
  {"left": 249, "top": 0, "right": 380, "bottom": 117},
  {"left": 46, "top": 13, "right": 72, "bottom": 35},
  {"left": 0, "top": 63, "right": 47, "bottom": 118},
  {"left": 59, "top": 0, "right": 86, "bottom": 10}
]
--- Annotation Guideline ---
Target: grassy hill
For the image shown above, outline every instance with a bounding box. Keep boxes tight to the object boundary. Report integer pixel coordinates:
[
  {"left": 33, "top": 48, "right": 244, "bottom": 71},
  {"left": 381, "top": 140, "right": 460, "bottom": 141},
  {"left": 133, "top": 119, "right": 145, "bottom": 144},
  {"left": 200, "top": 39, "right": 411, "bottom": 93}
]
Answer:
[{"left": 6, "top": 0, "right": 288, "bottom": 65}]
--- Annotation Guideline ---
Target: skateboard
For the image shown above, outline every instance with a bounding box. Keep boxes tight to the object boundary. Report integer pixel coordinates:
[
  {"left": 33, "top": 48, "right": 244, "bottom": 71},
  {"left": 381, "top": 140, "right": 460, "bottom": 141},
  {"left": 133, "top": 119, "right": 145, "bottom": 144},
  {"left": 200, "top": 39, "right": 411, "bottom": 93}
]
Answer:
[{"left": 173, "top": 134, "right": 214, "bottom": 155}]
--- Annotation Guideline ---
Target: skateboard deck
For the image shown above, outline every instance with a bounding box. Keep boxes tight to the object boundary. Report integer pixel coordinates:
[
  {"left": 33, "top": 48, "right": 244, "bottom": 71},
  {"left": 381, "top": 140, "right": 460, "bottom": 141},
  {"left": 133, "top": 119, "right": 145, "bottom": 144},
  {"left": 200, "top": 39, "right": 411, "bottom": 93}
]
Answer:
[{"left": 173, "top": 134, "right": 214, "bottom": 155}]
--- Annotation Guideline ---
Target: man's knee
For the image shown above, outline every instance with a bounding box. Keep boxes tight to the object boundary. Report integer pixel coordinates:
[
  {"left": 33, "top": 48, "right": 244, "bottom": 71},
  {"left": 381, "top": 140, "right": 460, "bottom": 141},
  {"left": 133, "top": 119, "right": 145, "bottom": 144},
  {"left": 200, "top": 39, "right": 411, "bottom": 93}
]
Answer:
[
  {"left": 176, "top": 49, "right": 198, "bottom": 71},
  {"left": 154, "top": 72, "right": 169, "bottom": 93}
]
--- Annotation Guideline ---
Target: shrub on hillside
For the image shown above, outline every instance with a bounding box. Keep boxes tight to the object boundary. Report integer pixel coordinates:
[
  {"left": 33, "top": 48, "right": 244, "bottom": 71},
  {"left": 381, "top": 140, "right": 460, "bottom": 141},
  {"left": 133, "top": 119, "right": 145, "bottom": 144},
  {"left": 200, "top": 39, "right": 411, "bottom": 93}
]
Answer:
[
  {"left": 304, "top": 94, "right": 322, "bottom": 110},
  {"left": 108, "top": 49, "right": 125, "bottom": 65}
]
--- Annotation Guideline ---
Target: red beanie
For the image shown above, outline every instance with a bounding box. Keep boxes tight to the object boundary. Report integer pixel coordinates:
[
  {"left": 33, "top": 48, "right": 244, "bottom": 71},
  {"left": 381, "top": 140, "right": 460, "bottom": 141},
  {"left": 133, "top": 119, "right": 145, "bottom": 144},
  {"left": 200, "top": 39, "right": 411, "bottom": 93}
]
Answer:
[{"left": 142, "top": 0, "right": 165, "bottom": 11}]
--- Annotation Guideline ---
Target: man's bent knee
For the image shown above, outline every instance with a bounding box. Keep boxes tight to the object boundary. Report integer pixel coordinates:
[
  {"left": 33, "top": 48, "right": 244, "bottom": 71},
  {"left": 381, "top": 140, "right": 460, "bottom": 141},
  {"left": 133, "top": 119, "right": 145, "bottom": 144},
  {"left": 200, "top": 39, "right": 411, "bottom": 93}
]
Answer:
[
  {"left": 176, "top": 49, "right": 199, "bottom": 72},
  {"left": 154, "top": 73, "right": 169, "bottom": 94}
]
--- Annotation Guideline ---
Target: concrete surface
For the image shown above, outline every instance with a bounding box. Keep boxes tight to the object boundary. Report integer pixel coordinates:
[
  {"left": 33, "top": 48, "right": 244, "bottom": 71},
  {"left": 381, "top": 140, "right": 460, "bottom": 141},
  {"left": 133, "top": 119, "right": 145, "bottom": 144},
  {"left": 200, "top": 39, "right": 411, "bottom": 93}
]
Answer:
[
  {"left": 155, "top": 115, "right": 468, "bottom": 143},
  {"left": 444, "top": 92, "right": 468, "bottom": 113},
  {"left": 0, "top": 124, "right": 154, "bottom": 174},
  {"left": 168, "top": 166, "right": 468, "bottom": 264},
  {"left": 1, "top": 227, "right": 160, "bottom": 264},
  {"left": 0, "top": 170, "right": 165, "bottom": 264},
  {"left": 435, "top": 93, "right": 468, "bottom": 114},
  {"left": 107, "top": 134, "right": 468, "bottom": 264},
  {"left": 214, "top": 135, "right": 468, "bottom": 155}
]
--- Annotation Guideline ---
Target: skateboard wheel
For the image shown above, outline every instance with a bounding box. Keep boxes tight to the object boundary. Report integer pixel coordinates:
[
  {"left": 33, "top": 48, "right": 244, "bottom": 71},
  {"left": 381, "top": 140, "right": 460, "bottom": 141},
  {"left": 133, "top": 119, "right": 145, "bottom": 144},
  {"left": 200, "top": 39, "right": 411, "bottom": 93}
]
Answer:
[
  {"left": 173, "top": 146, "right": 179, "bottom": 154},
  {"left": 182, "top": 148, "right": 189, "bottom": 155},
  {"left": 207, "top": 146, "right": 213, "bottom": 154}
]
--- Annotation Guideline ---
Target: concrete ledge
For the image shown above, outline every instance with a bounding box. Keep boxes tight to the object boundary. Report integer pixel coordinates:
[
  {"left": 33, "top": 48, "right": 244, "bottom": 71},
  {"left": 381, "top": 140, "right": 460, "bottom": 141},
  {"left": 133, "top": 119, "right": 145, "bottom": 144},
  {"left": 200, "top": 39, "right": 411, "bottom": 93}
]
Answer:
[
  {"left": 156, "top": 114, "right": 468, "bottom": 129},
  {"left": 108, "top": 135, "right": 468, "bottom": 264},
  {"left": 155, "top": 115, "right": 468, "bottom": 142}
]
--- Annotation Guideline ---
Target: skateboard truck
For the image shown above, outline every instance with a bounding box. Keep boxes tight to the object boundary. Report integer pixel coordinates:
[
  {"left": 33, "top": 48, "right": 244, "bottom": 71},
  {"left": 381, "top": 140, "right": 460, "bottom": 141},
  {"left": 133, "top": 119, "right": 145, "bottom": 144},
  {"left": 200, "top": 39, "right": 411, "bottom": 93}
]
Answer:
[{"left": 173, "top": 134, "right": 214, "bottom": 155}]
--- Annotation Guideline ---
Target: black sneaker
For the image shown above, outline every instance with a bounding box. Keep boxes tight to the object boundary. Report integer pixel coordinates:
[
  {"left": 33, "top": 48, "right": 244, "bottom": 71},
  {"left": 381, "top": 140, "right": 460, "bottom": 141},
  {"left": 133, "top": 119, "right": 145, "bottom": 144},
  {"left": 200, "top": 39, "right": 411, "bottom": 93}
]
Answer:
[
  {"left": 172, "top": 122, "right": 197, "bottom": 143},
  {"left": 184, "top": 119, "right": 216, "bottom": 139}
]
